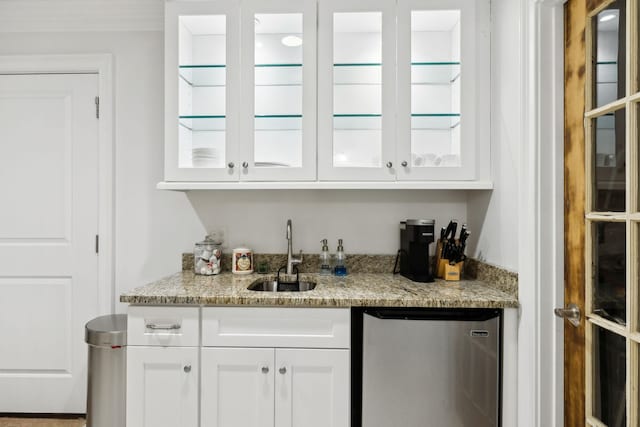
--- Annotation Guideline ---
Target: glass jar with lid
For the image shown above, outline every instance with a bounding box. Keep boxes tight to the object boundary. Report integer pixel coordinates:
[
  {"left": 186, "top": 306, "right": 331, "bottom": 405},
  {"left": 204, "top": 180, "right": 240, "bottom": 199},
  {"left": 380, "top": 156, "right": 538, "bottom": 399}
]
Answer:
[{"left": 194, "top": 232, "right": 223, "bottom": 275}]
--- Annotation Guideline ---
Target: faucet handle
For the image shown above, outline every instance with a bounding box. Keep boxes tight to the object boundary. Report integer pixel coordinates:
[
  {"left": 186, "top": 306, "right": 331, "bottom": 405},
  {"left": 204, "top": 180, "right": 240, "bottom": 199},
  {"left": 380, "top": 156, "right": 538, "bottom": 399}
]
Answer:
[{"left": 293, "top": 250, "right": 303, "bottom": 264}]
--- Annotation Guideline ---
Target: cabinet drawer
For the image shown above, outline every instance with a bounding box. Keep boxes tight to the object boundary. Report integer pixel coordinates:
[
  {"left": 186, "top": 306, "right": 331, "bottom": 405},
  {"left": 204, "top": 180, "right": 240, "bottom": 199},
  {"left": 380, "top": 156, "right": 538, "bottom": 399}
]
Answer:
[
  {"left": 127, "top": 306, "right": 199, "bottom": 347},
  {"left": 202, "top": 307, "right": 350, "bottom": 349}
]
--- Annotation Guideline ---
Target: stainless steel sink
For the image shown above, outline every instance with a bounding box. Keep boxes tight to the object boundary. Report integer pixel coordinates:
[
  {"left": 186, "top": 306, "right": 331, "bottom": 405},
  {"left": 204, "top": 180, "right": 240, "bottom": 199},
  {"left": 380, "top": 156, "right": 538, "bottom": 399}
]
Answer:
[{"left": 247, "top": 280, "right": 316, "bottom": 292}]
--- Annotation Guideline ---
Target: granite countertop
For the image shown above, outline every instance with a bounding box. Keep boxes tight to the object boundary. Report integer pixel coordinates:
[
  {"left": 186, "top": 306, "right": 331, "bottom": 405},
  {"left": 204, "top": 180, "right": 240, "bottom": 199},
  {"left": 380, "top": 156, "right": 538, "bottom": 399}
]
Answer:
[{"left": 120, "top": 271, "right": 518, "bottom": 308}]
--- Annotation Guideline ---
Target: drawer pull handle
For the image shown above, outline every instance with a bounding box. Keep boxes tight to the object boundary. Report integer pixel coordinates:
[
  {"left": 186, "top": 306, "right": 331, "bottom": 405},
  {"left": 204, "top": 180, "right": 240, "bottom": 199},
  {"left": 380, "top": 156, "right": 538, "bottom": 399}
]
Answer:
[
  {"left": 279, "top": 367, "right": 287, "bottom": 375},
  {"left": 145, "top": 323, "right": 181, "bottom": 331},
  {"left": 261, "top": 366, "right": 269, "bottom": 374},
  {"left": 184, "top": 365, "right": 191, "bottom": 373}
]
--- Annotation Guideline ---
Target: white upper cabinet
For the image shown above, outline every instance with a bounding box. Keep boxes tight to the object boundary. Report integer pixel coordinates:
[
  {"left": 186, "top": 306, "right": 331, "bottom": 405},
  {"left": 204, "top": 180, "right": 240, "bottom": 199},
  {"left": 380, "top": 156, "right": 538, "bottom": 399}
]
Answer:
[
  {"left": 163, "top": 0, "right": 490, "bottom": 188},
  {"left": 165, "top": 0, "right": 316, "bottom": 182},
  {"left": 317, "top": 0, "right": 396, "bottom": 181},
  {"left": 165, "top": 0, "right": 241, "bottom": 181},
  {"left": 395, "top": 0, "right": 489, "bottom": 181},
  {"left": 240, "top": 0, "right": 317, "bottom": 181}
]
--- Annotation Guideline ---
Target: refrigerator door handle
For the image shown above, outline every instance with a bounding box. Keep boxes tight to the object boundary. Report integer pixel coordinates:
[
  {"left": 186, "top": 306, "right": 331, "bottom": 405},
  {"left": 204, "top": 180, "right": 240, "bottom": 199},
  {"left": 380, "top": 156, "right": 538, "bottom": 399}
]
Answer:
[{"left": 364, "top": 308, "right": 501, "bottom": 322}]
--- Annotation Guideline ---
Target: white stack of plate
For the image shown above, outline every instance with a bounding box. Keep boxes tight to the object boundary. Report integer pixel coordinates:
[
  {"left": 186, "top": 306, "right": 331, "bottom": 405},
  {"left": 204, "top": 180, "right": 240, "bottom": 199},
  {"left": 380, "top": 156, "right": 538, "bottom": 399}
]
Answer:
[{"left": 192, "top": 147, "right": 218, "bottom": 168}]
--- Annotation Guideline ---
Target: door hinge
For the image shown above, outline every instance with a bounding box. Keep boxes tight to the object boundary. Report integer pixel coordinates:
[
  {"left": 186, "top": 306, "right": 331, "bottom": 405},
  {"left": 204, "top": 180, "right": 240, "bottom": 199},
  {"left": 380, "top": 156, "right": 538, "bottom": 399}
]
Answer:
[
  {"left": 95, "top": 96, "right": 100, "bottom": 119},
  {"left": 95, "top": 235, "right": 99, "bottom": 254}
]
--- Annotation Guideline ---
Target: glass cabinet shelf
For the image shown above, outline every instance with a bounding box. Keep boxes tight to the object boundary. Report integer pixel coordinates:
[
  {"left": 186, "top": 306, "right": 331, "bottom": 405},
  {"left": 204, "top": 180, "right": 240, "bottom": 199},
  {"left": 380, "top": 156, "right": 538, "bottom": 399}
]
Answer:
[
  {"left": 412, "top": 62, "right": 460, "bottom": 84},
  {"left": 179, "top": 64, "right": 305, "bottom": 87},
  {"left": 179, "top": 62, "right": 462, "bottom": 87},
  {"left": 179, "top": 65, "right": 226, "bottom": 87},
  {"left": 331, "top": 62, "right": 460, "bottom": 85},
  {"left": 333, "top": 114, "right": 381, "bottom": 130},
  {"left": 179, "top": 115, "right": 304, "bottom": 131},
  {"left": 331, "top": 113, "right": 459, "bottom": 130},
  {"left": 411, "top": 113, "right": 460, "bottom": 129},
  {"left": 179, "top": 113, "right": 459, "bottom": 131},
  {"left": 179, "top": 115, "right": 225, "bottom": 131}
]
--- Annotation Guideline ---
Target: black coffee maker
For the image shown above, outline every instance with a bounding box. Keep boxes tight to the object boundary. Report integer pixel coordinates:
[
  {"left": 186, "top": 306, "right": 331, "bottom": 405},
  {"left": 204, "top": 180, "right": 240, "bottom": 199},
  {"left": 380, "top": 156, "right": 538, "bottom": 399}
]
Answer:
[{"left": 394, "top": 219, "right": 435, "bottom": 283}]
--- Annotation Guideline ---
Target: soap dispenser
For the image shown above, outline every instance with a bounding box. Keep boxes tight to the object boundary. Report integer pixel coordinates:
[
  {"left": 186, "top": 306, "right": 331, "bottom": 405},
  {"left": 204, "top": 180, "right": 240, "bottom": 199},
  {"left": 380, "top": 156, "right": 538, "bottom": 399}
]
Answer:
[
  {"left": 319, "top": 239, "right": 331, "bottom": 275},
  {"left": 334, "top": 239, "right": 347, "bottom": 276}
]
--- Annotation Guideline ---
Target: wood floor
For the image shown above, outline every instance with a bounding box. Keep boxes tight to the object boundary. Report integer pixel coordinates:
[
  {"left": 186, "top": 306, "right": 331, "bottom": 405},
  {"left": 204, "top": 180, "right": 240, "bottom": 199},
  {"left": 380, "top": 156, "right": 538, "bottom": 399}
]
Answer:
[{"left": 0, "top": 418, "right": 85, "bottom": 427}]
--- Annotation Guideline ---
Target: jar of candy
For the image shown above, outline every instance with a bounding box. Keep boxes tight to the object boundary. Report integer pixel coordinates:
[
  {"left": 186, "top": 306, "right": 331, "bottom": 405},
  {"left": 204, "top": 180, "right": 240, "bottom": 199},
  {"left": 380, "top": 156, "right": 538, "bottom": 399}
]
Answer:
[{"left": 194, "top": 234, "right": 223, "bottom": 275}]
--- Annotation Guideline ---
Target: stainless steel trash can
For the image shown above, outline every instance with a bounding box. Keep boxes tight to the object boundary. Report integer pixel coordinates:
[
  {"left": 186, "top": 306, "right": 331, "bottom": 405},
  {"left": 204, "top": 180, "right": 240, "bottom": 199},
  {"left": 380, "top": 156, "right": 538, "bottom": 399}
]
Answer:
[{"left": 85, "top": 314, "right": 127, "bottom": 427}]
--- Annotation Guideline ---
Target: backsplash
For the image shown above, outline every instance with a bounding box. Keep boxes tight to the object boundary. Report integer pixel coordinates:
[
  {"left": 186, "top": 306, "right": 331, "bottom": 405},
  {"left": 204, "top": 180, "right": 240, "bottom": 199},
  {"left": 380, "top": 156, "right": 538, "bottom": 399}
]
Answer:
[
  {"left": 182, "top": 252, "right": 518, "bottom": 297},
  {"left": 464, "top": 258, "right": 518, "bottom": 297},
  {"left": 182, "top": 253, "right": 396, "bottom": 275}
]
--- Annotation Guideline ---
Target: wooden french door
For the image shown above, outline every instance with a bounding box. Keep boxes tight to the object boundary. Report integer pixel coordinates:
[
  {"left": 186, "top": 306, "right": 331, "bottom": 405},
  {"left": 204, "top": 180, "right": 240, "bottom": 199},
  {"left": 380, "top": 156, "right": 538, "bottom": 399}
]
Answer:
[{"left": 564, "top": 0, "right": 640, "bottom": 425}]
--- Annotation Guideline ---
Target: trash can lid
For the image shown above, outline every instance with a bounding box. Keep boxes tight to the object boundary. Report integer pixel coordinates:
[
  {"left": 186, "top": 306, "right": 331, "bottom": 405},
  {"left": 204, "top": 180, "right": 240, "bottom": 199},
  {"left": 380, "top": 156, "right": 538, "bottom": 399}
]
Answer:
[{"left": 85, "top": 314, "right": 127, "bottom": 347}]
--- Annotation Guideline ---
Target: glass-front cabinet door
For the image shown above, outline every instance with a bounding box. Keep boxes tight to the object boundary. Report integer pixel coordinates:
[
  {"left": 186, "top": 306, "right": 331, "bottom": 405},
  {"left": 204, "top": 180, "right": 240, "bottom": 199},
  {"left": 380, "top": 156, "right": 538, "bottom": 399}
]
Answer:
[
  {"left": 239, "top": 0, "right": 317, "bottom": 181},
  {"left": 163, "top": 0, "right": 491, "bottom": 186},
  {"left": 165, "top": 0, "right": 241, "bottom": 181},
  {"left": 318, "top": 0, "right": 397, "bottom": 181},
  {"left": 396, "top": 0, "right": 489, "bottom": 181}
]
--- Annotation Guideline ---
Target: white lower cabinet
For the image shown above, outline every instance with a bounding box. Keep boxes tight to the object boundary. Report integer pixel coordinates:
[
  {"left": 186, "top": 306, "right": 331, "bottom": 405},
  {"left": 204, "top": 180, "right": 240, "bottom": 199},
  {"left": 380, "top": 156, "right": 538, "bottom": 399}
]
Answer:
[
  {"left": 275, "top": 348, "right": 350, "bottom": 427},
  {"left": 127, "top": 307, "right": 350, "bottom": 427},
  {"left": 127, "top": 346, "right": 199, "bottom": 427},
  {"left": 201, "top": 347, "right": 349, "bottom": 427},
  {"left": 201, "top": 347, "right": 275, "bottom": 427}
]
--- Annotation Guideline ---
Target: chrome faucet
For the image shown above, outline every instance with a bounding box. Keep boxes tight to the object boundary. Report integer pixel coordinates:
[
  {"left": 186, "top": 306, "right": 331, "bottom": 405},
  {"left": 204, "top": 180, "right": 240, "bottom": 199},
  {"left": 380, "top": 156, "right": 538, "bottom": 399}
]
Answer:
[{"left": 286, "top": 219, "right": 303, "bottom": 274}]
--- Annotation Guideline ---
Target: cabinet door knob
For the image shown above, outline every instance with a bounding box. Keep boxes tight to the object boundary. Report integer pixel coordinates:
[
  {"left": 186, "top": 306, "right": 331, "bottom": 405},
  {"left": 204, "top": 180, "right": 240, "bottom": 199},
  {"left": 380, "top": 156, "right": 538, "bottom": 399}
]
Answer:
[
  {"left": 242, "top": 161, "right": 249, "bottom": 169},
  {"left": 183, "top": 365, "right": 192, "bottom": 373},
  {"left": 386, "top": 162, "right": 393, "bottom": 168},
  {"left": 261, "top": 366, "right": 269, "bottom": 374},
  {"left": 401, "top": 161, "right": 408, "bottom": 167},
  {"left": 228, "top": 162, "right": 235, "bottom": 169},
  {"left": 279, "top": 367, "right": 287, "bottom": 375}
]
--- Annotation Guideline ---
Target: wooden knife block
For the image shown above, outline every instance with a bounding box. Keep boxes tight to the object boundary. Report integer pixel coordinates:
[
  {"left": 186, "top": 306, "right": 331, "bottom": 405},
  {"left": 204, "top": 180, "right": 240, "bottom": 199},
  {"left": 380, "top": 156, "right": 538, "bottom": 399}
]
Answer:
[{"left": 435, "top": 238, "right": 464, "bottom": 281}]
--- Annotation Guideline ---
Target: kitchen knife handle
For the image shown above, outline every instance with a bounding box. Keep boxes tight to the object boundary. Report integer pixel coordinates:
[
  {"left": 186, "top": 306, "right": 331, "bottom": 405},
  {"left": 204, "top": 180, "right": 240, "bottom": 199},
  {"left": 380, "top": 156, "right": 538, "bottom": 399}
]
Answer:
[{"left": 449, "top": 222, "right": 458, "bottom": 242}]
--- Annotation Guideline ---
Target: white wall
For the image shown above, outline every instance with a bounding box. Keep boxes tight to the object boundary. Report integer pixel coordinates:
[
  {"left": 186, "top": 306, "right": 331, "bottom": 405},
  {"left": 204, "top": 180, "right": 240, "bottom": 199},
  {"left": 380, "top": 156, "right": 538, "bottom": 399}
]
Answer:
[
  {"left": 466, "top": 0, "right": 520, "bottom": 272},
  {"left": 0, "top": 7, "right": 519, "bottom": 311},
  {"left": 187, "top": 190, "right": 467, "bottom": 254},
  {"left": 0, "top": 31, "right": 206, "bottom": 312}
]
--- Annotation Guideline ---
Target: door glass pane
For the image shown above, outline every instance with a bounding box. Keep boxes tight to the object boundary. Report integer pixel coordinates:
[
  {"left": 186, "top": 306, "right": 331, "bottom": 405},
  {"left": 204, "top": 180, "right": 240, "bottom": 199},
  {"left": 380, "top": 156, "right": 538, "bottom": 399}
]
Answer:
[
  {"left": 593, "top": 326, "right": 626, "bottom": 427},
  {"left": 178, "top": 15, "right": 226, "bottom": 168},
  {"left": 637, "top": 104, "right": 640, "bottom": 211},
  {"left": 254, "top": 13, "right": 303, "bottom": 168},
  {"left": 593, "top": 222, "right": 626, "bottom": 324},
  {"left": 637, "top": 4, "right": 640, "bottom": 91},
  {"left": 333, "top": 12, "right": 382, "bottom": 168},
  {"left": 637, "top": 222, "right": 640, "bottom": 331},
  {"left": 410, "top": 10, "right": 461, "bottom": 168},
  {"left": 593, "top": 108, "right": 626, "bottom": 212},
  {"left": 593, "top": 0, "right": 626, "bottom": 108}
]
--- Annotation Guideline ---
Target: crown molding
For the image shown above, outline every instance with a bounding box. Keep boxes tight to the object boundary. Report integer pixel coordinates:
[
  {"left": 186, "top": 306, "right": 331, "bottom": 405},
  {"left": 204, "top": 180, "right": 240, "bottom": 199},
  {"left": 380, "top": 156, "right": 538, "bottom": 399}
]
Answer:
[{"left": 0, "top": 0, "right": 164, "bottom": 33}]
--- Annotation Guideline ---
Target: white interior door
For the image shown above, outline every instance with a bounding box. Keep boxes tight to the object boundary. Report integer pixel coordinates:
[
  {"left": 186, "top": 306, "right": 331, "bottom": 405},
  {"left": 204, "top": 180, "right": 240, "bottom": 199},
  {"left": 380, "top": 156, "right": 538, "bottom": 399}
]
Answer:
[{"left": 0, "top": 73, "right": 100, "bottom": 413}]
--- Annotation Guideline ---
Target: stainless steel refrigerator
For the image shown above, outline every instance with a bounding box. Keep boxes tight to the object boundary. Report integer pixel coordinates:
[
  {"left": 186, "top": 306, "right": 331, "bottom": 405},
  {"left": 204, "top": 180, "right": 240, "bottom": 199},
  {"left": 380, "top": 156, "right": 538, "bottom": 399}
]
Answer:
[{"left": 353, "top": 308, "right": 501, "bottom": 427}]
